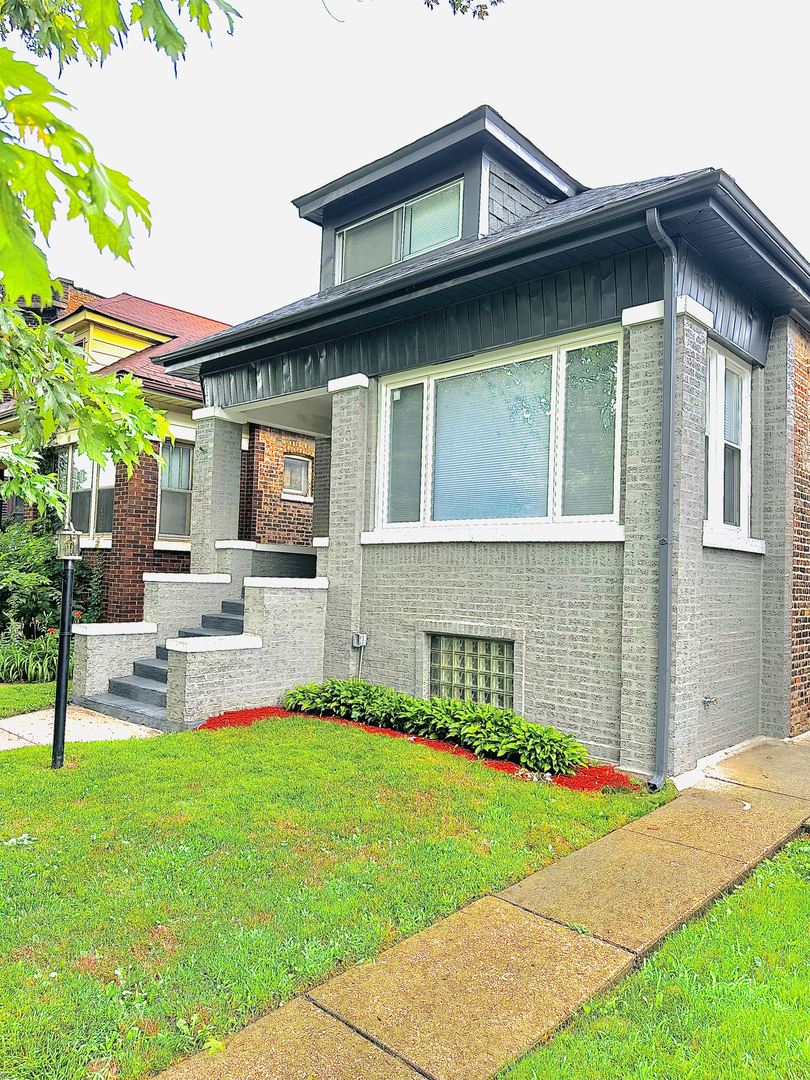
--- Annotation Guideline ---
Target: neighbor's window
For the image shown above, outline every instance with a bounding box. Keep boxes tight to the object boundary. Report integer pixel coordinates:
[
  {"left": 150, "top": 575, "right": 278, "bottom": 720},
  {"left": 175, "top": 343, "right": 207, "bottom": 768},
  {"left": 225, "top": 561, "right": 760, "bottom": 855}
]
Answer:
[
  {"left": 430, "top": 635, "right": 514, "bottom": 710},
  {"left": 66, "top": 446, "right": 115, "bottom": 537},
  {"left": 159, "top": 440, "right": 193, "bottom": 536},
  {"left": 704, "top": 348, "right": 751, "bottom": 534},
  {"left": 381, "top": 337, "right": 619, "bottom": 529},
  {"left": 283, "top": 455, "right": 311, "bottom": 498},
  {"left": 337, "top": 180, "right": 463, "bottom": 284}
]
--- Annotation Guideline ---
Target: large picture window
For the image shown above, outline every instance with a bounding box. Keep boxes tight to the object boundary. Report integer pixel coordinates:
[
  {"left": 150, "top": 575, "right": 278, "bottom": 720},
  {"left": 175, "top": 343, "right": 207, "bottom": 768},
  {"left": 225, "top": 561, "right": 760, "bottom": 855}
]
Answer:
[
  {"left": 704, "top": 348, "right": 751, "bottom": 536},
  {"left": 159, "top": 440, "right": 193, "bottom": 537},
  {"left": 378, "top": 336, "right": 620, "bottom": 532},
  {"left": 336, "top": 180, "right": 463, "bottom": 285}
]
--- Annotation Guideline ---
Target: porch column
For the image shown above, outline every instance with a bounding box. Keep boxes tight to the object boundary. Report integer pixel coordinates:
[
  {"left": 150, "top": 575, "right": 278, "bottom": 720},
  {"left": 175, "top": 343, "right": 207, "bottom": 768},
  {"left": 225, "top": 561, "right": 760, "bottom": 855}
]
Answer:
[
  {"left": 190, "top": 408, "right": 243, "bottom": 573},
  {"left": 322, "top": 375, "right": 369, "bottom": 678}
]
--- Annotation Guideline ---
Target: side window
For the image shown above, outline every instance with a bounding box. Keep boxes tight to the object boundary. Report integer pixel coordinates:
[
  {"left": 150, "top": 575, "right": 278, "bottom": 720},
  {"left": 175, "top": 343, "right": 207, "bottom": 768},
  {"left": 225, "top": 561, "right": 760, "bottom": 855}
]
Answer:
[
  {"left": 283, "top": 455, "right": 311, "bottom": 498},
  {"left": 705, "top": 349, "right": 751, "bottom": 535},
  {"left": 159, "top": 441, "right": 193, "bottom": 537}
]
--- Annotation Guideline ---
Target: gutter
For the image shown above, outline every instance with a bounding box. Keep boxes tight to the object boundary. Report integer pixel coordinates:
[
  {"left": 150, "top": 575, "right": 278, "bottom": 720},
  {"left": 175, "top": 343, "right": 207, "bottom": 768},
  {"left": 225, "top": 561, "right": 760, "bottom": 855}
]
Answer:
[{"left": 645, "top": 207, "right": 677, "bottom": 793}]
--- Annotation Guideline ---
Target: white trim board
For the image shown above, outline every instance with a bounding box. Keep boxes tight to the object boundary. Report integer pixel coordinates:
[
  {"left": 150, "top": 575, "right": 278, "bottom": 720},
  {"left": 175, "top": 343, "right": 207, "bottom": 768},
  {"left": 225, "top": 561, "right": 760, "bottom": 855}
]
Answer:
[{"left": 362, "top": 524, "right": 625, "bottom": 545}]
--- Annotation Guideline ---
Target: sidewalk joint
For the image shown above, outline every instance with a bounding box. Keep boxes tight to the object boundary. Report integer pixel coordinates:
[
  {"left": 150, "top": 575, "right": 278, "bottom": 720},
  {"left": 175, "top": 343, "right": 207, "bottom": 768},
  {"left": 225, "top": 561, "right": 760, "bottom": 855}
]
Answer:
[
  {"left": 304, "top": 994, "right": 439, "bottom": 1080},
  {"left": 494, "top": 895, "right": 640, "bottom": 958}
]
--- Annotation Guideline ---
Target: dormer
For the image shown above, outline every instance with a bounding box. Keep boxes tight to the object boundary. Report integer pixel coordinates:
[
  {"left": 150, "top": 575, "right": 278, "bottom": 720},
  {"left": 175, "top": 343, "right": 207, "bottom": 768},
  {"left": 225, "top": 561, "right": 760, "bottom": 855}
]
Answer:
[{"left": 293, "top": 105, "right": 586, "bottom": 292}]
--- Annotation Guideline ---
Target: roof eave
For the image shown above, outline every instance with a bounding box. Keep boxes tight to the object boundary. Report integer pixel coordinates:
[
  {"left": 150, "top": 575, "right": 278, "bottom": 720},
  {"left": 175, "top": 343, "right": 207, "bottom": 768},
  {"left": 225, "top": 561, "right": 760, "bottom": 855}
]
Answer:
[
  {"left": 160, "top": 169, "right": 725, "bottom": 378},
  {"left": 293, "top": 105, "right": 585, "bottom": 225}
]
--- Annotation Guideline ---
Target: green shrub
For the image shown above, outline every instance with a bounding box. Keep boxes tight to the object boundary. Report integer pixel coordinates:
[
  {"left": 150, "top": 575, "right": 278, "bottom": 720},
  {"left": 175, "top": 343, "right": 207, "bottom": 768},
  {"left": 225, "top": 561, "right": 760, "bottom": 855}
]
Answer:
[
  {"left": 283, "top": 679, "right": 589, "bottom": 776},
  {"left": 0, "top": 622, "right": 67, "bottom": 683},
  {"left": 0, "top": 520, "right": 88, "bottom": 635}
]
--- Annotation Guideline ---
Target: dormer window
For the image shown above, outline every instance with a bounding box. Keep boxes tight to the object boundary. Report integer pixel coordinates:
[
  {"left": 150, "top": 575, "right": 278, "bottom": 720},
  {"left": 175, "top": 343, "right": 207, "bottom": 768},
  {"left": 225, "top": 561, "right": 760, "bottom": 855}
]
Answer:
[{"left": 336, "top": 180, "right": 463, "bottom": 285}]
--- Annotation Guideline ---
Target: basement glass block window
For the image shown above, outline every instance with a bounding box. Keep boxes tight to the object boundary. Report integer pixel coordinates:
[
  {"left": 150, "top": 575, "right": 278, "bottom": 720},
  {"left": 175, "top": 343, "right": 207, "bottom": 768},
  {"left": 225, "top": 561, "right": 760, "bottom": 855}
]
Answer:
[
  {"left": 159, "top": 440, "right": 193, "bottom": 537},
  {"left": 338, "top": 181, "right": 462, "bottom": 284},
  {"left": 430, "top": 635, "right": 515, "bottom": 710}
]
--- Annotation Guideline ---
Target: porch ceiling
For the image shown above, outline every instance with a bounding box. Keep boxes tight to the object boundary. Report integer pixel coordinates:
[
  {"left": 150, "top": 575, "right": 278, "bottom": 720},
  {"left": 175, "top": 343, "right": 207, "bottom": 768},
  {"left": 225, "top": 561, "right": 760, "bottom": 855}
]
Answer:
[{"left": 218, "top": 387, "right": 332, "bottom": 438}]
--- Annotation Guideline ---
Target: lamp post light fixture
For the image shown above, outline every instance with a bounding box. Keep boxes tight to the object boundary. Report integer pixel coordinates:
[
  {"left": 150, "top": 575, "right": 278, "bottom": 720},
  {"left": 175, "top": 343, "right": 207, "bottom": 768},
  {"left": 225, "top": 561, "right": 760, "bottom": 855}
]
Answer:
[{"left": 52, "top": 522, "right": 81, "bottom": 770}]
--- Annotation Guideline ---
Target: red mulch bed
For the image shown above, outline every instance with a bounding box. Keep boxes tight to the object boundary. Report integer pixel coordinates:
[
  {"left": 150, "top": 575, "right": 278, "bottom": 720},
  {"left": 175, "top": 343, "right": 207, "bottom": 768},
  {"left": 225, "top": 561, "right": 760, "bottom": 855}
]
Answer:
[{"left": 197, "top": 706, "right": 639, "bottom": 790}]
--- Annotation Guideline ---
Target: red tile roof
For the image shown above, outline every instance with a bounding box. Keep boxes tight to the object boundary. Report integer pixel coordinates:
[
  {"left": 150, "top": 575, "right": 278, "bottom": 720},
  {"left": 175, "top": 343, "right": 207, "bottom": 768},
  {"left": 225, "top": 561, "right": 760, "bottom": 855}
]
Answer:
[
  {"left": 96, "top": 342, "right": 204, "bottom": 400},
  {"left": 74, "top": 293, "right": 229, "bottom": 342},
  {"left": 58, "top": 291, "right": 230, "bottom": 401}
]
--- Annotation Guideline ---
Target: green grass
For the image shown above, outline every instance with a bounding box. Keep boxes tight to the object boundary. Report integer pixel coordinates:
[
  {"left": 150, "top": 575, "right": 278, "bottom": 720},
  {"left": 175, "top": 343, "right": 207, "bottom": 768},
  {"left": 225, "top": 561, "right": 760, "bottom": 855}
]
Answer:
[
  {"left": 0, "top": 680, "right": 56, "bottom": 719},
  {"left": 501, "top": 837, "right": 810, "bottom": 1080},
  {"left": 0, "top": 714, "right": 671, "bottom": 1080}
]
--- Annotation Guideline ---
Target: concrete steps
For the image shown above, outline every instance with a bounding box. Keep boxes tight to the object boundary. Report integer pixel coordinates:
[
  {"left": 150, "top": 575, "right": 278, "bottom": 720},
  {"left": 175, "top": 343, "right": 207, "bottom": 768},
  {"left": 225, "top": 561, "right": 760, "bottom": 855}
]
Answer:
[{"left": 82, "top": 598, "right": 244, "bottom": 731}]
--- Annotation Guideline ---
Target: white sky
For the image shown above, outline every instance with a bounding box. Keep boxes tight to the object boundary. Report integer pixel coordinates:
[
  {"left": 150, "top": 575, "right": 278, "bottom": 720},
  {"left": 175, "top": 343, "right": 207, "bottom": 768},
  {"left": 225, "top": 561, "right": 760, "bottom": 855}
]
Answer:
[{"left": 42, "top": 0, "right": 810, "bottom": 327}]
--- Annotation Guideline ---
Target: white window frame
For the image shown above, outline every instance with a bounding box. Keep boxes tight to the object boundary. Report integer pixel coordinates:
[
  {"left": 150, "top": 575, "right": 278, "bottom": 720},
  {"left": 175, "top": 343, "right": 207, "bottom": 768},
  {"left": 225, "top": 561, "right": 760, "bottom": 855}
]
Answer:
[
  {"left": 335, "top": 179, "right": 464, "bottom": 285},
  {"left": 282, "top": 454, "right": 313, "bottom": 502},
  {"left": 373, "top": 329, "right": 623, "bottom": 541},
  {"left": 156, "top": 439, "right": 194, "bottom": 539},
  {"left": 61, "top": 445, "right": 115, "bottom": 542},
  {"left": 704, "top": 346, "right": 752, "bottom": 543}
]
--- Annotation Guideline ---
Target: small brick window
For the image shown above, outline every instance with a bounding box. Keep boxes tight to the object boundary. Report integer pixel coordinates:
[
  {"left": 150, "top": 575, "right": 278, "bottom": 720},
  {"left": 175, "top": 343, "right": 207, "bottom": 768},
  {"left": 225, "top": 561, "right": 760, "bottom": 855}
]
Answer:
[
  {"left": 429, "top": 635, "right": 514, "bottom": 710},
  {"left": 283, "top": 455, "right": 311, "bottom": 497}
]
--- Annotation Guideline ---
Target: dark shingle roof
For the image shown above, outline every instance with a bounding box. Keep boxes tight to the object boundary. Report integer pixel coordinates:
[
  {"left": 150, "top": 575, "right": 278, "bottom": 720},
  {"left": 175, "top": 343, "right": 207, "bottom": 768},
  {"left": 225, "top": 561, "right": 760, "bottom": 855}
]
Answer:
[{"left": 159, "top": 169, "right": 712, "bottom": 368}]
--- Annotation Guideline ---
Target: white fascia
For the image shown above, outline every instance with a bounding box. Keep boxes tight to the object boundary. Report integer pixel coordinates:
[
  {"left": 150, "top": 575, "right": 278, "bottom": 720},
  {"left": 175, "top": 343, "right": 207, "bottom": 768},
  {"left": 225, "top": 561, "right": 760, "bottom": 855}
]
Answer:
[
  {"left": 165, "top": 633, "right": 263, "bottom": 653},
  {"left": 243, "top": 577, "right": 329, "bottom": 589},
  {"left": 361, "top": 523, "right": 625, "bottom": 545},
  {"left": 142, "top": 572, "right": 231, "bottom": 583},
  {"left": 327, "top": 373, "right": 369, "bottom": 393},
  {"left": 214, "top": 540, "right": 317, "bottom": 554},
  {"left": 622, "top": 297, "right": 714, "bottom": 330},
  {"left": 73, "top": 621, "right": 157, "bottom": 636},
  {"left": 702, "top": 525, "right": 765, "bottom": 555}
]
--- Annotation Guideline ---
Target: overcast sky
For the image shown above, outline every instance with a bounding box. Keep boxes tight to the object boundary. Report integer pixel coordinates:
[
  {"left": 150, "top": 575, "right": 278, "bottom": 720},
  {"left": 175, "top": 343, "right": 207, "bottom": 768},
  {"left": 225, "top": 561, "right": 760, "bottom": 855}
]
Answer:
[{"left": 42, "top": 0, "right": 810, "bottom": 327}]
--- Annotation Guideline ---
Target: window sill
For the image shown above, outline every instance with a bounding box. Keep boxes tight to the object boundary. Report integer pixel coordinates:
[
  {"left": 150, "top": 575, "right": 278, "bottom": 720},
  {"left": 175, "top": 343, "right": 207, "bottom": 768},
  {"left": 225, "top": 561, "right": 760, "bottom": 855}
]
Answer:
[
  {"left": 154, "top": 539, "right": 191, "bottom": 552},
  {"left": 702, "top": 525, "right": 765, "bottom": 555},
  {"left": 361, "top": 523, "right": 625, "bottom": 545},
  {"left": 282, "top": 492, "right": 314, "bottom": 503},
  {"left": 79, "top": 536, "right": 112, "bottom": 550}
]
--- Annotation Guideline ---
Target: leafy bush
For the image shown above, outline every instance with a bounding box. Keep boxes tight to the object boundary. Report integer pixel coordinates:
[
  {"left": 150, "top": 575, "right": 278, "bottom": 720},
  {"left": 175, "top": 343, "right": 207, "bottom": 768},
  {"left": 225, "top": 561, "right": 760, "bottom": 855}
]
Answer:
[
  {"left": 0, "top": 623, "right": 66, "bottom": 683},
  {"left": 0, "top": 520, "right": 88, "bottom": 635},
  {"left": 283, "top": 679, "right": 589, "bottom": 776}
]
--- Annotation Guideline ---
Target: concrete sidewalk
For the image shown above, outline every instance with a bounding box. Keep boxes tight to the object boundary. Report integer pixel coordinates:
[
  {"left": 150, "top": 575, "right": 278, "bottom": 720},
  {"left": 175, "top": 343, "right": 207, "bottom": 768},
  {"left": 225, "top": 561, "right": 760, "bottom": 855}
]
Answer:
[
  {"left": 0, "top": 705, "right": 162, "bottom": 751},
  {"left": 157, "top": 738, "right": 810, "bottom": 1080}
]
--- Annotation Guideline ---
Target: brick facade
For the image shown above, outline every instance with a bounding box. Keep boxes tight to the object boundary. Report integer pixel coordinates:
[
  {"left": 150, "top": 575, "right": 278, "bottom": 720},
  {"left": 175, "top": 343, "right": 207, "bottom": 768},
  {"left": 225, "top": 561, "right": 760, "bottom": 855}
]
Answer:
[
  {"left": 101, "top": 453, "right": 189, "bottom": 622},
  {"left": 239, "top": 424, "right": 314, "bottom": 546},
  {"left": 792, "top": 323, "right": 810, "bottom": 735}
]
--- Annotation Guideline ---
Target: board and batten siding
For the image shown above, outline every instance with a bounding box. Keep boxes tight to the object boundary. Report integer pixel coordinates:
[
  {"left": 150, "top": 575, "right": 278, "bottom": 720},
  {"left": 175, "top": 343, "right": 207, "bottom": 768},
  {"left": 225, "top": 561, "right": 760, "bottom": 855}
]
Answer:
[
  {"left": 203, "top": 242, "right": 772, "bottom": 411},
  {"left": 203, "top": 249, "right": 665, "bottom": 409}
]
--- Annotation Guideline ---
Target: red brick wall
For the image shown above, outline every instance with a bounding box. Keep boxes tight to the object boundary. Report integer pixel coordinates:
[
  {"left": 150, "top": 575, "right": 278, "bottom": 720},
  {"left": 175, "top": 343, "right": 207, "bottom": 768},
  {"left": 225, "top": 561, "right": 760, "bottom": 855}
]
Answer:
[
  {"left": 792, "top": 322, "right": 810, "bottom": 735},
  {"left": 239, "top": 425, "right": 314, "bottom": 546},
  {"left": 101, "top": 452, "right": 189, "bottom": 622}
]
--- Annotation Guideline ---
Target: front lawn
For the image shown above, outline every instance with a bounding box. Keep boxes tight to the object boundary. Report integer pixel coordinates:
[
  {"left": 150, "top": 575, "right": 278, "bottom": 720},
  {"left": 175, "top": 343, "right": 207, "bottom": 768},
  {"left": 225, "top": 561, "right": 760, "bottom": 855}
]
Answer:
[
  {"left": 502, "top": 836, "right": 810, "bottom": 1080},
  {"left": 0, "top": 713, "right": 671, "bottom": 1080},
  {"left": 0, "top": 680, "right": 56, "bottom": 720}
]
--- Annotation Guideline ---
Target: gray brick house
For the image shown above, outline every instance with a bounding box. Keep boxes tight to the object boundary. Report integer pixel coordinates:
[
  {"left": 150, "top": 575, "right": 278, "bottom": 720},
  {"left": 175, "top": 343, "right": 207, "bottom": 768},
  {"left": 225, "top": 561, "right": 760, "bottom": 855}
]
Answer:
[{"left": 72, "top": 106, "right": 810, "bottom": 786}]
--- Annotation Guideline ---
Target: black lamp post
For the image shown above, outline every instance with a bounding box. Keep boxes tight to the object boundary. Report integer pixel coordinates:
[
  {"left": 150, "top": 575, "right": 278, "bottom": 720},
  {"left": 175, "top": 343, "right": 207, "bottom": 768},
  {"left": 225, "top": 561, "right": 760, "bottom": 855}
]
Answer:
[{"left": 52, "top": 523, "right": 81, "bottom": 770}]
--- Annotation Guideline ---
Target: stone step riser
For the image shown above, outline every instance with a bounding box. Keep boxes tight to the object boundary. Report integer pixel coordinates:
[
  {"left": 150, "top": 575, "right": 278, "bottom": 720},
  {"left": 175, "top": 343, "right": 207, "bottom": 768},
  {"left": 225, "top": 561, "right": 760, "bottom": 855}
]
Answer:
[
  {"left": 133, "top": 659, "right": 168, "bottom": 684},
  {"left": 201, "top": 614, "right": 244, "bottom": 633},
  {"left": 108, "top": 676, "right": 167, "bottom": 708},
  {"left": 221, "top": 600, "right": 245, "bottom": 615}
]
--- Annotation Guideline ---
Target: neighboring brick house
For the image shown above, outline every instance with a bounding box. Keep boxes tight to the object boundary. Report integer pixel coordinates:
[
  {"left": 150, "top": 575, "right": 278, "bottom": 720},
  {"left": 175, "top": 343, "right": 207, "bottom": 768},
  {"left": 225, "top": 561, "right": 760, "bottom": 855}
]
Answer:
[
  {"left": 72, "top": 107, "right": 810, "bottom": 786},
  {"left": 0, "top": 284, "right": 316, "bottom": 620}
]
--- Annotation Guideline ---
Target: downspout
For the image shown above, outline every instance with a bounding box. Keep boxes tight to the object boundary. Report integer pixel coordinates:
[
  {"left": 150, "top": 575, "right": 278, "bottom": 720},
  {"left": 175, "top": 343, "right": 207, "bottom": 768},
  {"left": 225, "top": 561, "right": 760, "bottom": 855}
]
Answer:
[{"left": 645, "top": 208, "right": 678, "bottom": 793}]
